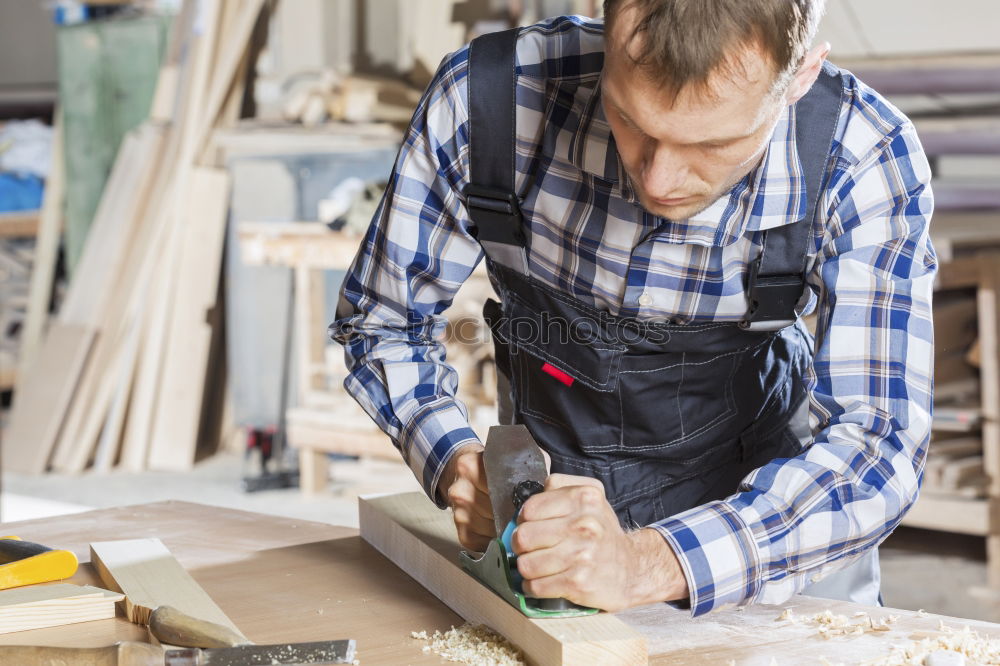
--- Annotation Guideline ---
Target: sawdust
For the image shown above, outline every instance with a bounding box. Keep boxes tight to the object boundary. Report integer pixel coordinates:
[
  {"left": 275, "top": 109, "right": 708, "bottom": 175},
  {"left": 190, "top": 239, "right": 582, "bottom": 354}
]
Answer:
[
  {"left": 861, "top": 624, "right": 1000, "bottom": 665},
  {"left": 776, "top": 608, "right": 898, "bottom": 639},
  {"left": 411, "top": 624, "right": 525, "bottom": 665},
  {"left": 776, "top": 608, "right": 1000, "bottom": 665}
]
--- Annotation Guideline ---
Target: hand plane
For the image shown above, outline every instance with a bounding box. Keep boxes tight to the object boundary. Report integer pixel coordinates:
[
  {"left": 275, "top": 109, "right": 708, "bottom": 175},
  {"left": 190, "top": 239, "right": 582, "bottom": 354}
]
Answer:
[{"left": 459, "top": 425, "right": 597, "bottom": 619}]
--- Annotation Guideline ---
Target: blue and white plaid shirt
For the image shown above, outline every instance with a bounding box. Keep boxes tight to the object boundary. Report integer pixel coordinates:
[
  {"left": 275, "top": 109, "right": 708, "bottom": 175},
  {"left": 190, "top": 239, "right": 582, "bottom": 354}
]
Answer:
[{"left": 332, "top": 16, "right": 936, "bottom": 616}]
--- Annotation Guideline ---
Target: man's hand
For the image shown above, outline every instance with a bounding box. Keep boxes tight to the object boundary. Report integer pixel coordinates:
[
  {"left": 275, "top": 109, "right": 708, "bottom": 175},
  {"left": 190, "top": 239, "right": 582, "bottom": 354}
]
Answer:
[
  {"left": 440, "top": 444, "right": 495, "bottom": 552},
  {"left": 511, "top": 474, "right": 689, "bottom": 612}
]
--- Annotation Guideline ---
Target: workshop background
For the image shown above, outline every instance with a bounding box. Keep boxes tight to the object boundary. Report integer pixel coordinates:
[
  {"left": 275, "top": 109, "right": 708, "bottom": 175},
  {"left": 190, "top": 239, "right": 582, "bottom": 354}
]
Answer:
[{"left": 0, "top": 0, "right": 998, "bottom": 625}]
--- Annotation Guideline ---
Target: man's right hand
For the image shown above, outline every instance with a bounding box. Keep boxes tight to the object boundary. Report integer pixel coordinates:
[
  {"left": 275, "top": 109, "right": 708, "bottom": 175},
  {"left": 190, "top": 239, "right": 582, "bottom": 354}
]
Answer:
[{"left": 440, "top": 444, "right": 495, "bottom": 552}]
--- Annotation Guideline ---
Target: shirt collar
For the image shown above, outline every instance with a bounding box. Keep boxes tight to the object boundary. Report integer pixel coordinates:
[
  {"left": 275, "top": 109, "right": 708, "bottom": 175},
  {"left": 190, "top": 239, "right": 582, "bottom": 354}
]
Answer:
[{"left": 563, "top": 82, "right": 809, "bottom": 247}]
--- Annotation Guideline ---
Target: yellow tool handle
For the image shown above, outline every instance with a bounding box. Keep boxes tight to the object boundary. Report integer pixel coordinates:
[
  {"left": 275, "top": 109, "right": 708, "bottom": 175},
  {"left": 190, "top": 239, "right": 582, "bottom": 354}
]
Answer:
[{"left": 0, "top": 536, "right": 79, "bottom": 590}]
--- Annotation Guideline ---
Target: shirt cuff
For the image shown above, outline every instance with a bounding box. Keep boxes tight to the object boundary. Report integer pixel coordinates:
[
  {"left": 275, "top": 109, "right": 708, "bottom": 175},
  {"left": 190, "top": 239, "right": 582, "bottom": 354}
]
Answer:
[
  {"left": 650, "top": 500, "right": 763, "bottom": 617},
  {"left": 401, "top": 400, "right": 481, "bottom": 509}
]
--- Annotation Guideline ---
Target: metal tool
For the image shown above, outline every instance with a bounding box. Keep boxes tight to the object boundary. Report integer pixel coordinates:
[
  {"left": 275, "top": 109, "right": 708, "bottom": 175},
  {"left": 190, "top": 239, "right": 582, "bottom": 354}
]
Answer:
[
  {"left": 0, "top": 604, "right": 356, "bottom": 666},
  {"left": 163, "top": 639, "right": 357, "bottom": 665},
  {"left": 0, "top": 640, "right": 356, "bottom": 666},
  {"left": 459, "top": 424, "right": 598, "bottom": 619},
  {"left": 151, "top": 605, "right": 356, "bottom": 664},
  {"left": 0, "top": 536, "right": 79, "bottom": 590}
]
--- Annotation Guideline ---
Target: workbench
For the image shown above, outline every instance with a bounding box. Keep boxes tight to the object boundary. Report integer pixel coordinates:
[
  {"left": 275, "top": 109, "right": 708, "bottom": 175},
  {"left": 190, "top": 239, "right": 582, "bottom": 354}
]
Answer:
[{"left": 1, "top": 501, "right": 998, "bottom": 665}]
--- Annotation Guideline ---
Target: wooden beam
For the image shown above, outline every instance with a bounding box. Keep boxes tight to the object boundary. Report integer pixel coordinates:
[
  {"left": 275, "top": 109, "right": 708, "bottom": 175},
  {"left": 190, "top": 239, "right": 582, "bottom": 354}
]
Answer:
[
  {"left": 358, "top": 493, "right": 647, "bottom": 666},
  {"left": 89, "top": 538, "right": 247, "bottom": 641}
]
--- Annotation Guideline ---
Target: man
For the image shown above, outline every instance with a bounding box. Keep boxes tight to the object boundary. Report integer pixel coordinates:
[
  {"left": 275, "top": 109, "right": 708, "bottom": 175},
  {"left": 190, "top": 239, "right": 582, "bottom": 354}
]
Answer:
[{"left": 332, "top": 0, "right": 935, "bottom": 616}]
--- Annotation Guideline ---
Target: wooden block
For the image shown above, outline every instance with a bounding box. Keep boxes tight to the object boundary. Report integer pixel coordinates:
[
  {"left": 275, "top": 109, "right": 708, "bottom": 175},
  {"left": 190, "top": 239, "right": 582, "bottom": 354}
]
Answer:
[
  {"left": 89, "top": 538, "right": 247, "bottom": 641},
  {"left": 145, "top": 167, "right": 231, "bottom": 471},
  {"left": 358, "top": 493, "right": 647, "bottom": 665},
  {"left": 2, "top": 323, "right": 97, "bottom": 473},
  {"left": 0, "top": 584, "right": 123, "bottom": 635}
]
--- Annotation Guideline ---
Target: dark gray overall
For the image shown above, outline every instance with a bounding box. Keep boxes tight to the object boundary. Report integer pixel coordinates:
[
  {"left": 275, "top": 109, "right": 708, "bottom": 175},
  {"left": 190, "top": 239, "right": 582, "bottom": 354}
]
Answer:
[{"left": 463, "top": 29, "right": 879, "bottom": 604}]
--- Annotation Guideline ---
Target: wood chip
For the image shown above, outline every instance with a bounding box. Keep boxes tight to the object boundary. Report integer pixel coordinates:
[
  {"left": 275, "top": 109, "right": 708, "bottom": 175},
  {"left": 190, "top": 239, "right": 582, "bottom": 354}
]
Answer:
[{"left": 411, "top": 624, "right": 525, "bottom": 665}]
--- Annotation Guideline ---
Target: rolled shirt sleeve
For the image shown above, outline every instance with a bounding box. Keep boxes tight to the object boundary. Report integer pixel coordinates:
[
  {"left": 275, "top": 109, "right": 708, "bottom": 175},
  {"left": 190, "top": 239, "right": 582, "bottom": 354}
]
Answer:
[{"left": 330, "top": 47, "right": 483, "bottom": 506}]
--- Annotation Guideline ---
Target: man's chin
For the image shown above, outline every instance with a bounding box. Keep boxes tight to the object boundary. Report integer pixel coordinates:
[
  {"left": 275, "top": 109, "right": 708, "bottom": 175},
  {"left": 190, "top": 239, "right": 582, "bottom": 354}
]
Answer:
[{"left": 638, "top": 195, "right": 711, "bottom": 221}]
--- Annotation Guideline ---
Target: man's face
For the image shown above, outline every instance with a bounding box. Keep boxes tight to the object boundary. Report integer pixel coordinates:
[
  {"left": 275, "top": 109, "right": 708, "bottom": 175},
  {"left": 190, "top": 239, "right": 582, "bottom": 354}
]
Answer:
[{"left": 602, "top": 14, "right": 788, "bottom": 221}]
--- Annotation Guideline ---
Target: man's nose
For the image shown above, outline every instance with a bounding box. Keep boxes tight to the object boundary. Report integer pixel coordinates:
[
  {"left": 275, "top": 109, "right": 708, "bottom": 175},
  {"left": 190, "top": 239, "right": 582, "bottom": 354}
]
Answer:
[{"left": 641, "top": 143, "right": 689, "bottom": 198}]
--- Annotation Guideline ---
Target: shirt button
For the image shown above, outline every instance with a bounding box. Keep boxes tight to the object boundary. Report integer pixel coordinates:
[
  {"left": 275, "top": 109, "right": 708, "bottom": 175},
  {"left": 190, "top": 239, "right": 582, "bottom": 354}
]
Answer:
[{"left": 638, "top": 292, "right": 653, "bottom": 307}]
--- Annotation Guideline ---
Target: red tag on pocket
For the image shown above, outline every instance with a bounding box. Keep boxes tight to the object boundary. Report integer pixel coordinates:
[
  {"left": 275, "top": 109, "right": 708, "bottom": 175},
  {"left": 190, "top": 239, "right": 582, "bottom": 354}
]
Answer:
[{"left": 541, "top": 362, "right": 574, "bottom": 386}]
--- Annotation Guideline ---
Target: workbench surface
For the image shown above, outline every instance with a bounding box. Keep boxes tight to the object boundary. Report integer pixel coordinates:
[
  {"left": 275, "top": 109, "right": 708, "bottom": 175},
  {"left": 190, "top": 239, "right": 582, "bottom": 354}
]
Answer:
[{"left": 0, "top": 501, "right": 996, "bottom": 665}]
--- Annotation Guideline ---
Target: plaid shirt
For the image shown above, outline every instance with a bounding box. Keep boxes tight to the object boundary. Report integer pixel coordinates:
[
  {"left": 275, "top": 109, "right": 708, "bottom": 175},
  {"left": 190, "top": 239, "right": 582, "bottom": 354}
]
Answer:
[{"left": 332, "top": 16, "right": 936, "bottom": 616}]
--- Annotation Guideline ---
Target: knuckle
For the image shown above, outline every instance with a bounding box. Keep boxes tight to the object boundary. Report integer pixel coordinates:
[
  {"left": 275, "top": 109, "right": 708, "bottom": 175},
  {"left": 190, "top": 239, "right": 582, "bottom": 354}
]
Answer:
[
  {"left": 511, "top": 527, "right": 529, "bottom": 553},
  {"left": 576, "top": 485, "right": 603, "bottom": 506},
  {"left": 574, "top": 516, "right": 601, "bottom": 538}
]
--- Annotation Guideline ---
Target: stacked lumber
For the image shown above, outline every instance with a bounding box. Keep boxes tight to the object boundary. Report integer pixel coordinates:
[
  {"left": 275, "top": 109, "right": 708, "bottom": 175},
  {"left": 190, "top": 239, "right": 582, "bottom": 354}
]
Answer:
[
  {"left": 0, "top": 584, "right": 123, "bottom": 635},
  {"left": 2, "top": 0, "right": 270, "bottom": 474},
  {"left": 925, "top": 290, "right": 987, "bottom": 497}
]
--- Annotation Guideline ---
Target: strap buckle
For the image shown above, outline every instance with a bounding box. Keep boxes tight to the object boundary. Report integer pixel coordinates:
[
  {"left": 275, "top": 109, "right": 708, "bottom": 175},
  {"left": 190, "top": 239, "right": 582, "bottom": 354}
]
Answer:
[
  {"left": 739, "top": 256, "right": 803, "bottom": 332},
  {"left": 464, "top": 184, "right": 525, "bottom": 245}
]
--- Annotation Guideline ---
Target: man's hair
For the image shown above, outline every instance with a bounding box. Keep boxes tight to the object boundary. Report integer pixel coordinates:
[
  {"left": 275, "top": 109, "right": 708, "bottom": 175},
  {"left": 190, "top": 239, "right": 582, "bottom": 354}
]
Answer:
[{"left": 603, "top": 0, "right": 826, "bottom": 97}]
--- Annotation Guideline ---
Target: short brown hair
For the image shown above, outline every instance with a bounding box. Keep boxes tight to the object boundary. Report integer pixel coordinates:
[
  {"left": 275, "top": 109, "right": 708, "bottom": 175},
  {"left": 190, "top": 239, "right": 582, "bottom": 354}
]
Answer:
[{"left": 604, "top": 0, "right": 825, "bottom": 96}]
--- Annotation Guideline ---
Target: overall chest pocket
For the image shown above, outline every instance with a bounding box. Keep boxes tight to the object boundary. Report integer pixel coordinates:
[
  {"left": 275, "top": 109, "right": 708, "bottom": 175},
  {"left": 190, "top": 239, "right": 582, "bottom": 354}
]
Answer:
[
  {"left": 613, "top": 348, "right": 742, "bottom": 457},
  {"left": 500, "top": 291, "right": 625, "bottom": 449}
]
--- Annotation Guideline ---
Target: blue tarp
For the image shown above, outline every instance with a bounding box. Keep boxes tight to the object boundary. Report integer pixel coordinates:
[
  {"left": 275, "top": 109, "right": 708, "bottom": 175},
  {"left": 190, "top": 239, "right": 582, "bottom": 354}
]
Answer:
[{"left": 0, "top": 173, "right": 44, "bottom": 212}]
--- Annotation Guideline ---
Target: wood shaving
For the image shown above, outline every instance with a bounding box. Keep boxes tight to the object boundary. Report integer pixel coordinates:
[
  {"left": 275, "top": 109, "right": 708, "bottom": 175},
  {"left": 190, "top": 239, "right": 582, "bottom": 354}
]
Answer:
[
  {"left": 775, "top": 608, "right": 898, "bottom": 639},
  {"left": 411, "top": 624, "right": 525, "bottom": 665},
  {"left": 861, "top": 624, "right": 1000, "bottom": 665}
]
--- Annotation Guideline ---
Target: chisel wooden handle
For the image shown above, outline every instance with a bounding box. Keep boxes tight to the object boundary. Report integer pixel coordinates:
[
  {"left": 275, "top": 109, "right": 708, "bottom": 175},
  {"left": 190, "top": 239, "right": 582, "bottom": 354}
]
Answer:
[
  {"left": 149, "top": 606, "right": 249, "bottom": 649},
  {"left": 0, "top": 641, "right": 163, "bottom": 666}
]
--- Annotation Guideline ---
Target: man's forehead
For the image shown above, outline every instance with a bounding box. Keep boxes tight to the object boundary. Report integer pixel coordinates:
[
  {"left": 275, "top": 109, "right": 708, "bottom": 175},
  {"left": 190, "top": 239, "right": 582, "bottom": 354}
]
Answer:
[{"left": 601, "top": 48, "right": 779, "bottom": 143}]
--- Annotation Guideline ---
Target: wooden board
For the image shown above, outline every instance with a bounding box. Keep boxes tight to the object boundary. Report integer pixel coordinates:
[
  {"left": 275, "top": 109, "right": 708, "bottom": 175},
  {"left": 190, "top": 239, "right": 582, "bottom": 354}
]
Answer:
[
  {"left": 1, "top": 323, "right": 96, "bottom": 473},
  {"left": 359, "top": 493, "right": 648, "bottom": 665},
  {"left": 0, "top": 584, "right": 122, "bottom": 635},
  {"left": 89, "top": 538, "right": 246, "bottom": 640},
  {"left": 145, "top": 167, "right": 231, "bottom": 471}
]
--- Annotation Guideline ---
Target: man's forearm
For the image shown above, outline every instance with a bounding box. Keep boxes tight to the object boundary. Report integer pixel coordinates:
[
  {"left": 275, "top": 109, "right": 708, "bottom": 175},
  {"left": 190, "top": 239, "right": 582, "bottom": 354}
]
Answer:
[{"left": 626, "top": 528, "right": 690, "bottom": 607}]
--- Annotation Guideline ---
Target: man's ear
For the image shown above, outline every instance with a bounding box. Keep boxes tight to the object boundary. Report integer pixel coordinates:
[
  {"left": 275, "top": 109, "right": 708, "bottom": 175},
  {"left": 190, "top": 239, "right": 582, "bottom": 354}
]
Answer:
[{"left": 785, "top": 42, "right": 832, "bottom": 105}]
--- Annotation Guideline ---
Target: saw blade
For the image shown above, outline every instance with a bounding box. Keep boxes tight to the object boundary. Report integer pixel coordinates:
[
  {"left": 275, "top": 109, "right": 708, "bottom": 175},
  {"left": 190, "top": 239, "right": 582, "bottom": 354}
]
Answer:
[
  {"left": 483, "top": 425, "right": 548, "bottom": 537},
  {"left": 163, "top": 639, "right": 356, "bottom": 666}
]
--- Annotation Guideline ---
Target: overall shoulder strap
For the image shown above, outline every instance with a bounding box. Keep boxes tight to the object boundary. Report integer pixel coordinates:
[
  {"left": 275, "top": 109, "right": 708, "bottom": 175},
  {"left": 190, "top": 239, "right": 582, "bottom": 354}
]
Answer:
[
  {"left": 741, "top": 62, "right": 844, "bottom": 331},
  {"left": 464, "top": 27, "right": 529, "bottom": 274}
]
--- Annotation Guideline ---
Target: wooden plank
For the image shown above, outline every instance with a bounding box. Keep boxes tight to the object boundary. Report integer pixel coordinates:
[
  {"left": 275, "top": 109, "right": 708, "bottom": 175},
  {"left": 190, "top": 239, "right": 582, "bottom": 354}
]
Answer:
[
  {"left": 145, "top": 167, "right": 232, "bottom": 471},
  {"left": 49, "top": 126, "right": 166, "bottom": 473},
  {"left": 0, "top": 584, "right": 122, "bottom": 635},
  {"left": 358, "top": 493, "right": 648, "bottom": 666},
  {"left": 1, "top": 324, "right": 96, "bottom": 473},
  {"left": 89, "top": 538, "right": 247, "bottom": 639},
  {"left": 19, "top": 114, "right": 64, "bottom": 371}
]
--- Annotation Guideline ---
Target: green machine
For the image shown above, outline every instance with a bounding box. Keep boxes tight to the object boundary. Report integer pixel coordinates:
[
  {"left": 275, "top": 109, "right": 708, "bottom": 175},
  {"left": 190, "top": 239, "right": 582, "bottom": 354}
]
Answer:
[{"left": 459, "top": 425, "right": 599, "bottom": 619}]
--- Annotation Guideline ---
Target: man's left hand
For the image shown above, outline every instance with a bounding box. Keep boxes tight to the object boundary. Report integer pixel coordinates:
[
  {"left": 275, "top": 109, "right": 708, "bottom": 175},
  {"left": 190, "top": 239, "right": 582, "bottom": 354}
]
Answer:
[{"left": 511, "top": 473, "right": 689, "bottom": 612}]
